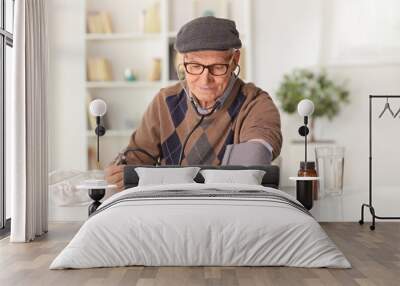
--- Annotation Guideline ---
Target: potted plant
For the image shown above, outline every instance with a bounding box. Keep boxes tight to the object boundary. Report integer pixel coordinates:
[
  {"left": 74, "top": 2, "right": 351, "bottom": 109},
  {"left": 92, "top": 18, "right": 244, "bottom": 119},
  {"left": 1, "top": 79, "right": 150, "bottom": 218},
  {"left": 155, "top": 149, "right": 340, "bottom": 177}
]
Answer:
[{"left": 276, "top": 69, "right": 350, "bottom": 142}]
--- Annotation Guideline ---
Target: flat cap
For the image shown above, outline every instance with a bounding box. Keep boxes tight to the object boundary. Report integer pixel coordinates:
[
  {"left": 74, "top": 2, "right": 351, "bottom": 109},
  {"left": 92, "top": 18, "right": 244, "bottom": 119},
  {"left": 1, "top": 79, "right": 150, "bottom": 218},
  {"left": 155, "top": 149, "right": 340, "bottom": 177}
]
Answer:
[{"left": 175, "top": 16, "right": 242, "bottom": 53}]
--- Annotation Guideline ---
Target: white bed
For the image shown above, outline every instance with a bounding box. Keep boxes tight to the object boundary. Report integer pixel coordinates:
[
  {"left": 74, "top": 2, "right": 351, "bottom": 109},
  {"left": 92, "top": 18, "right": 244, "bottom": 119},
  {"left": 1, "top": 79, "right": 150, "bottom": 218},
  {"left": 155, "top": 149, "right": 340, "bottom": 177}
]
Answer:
[{"left": 50, "top": 183, "right": 351, "bottom": 269}]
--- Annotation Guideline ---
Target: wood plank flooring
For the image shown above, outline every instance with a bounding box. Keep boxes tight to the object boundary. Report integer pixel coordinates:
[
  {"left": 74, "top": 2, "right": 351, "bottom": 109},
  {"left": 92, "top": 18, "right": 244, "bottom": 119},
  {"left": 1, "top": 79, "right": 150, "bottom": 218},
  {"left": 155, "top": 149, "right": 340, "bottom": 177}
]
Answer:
[{"left": 0, "top": 222, "right": 399, "bottom": 286}]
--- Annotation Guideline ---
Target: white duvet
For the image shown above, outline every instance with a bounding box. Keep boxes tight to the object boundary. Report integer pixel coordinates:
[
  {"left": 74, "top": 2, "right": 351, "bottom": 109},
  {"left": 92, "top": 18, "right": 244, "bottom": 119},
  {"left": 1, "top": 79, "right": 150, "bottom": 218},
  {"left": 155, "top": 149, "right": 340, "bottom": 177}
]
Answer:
[{"left": 50, "top": 183, "right": 351, "bottom": 269}]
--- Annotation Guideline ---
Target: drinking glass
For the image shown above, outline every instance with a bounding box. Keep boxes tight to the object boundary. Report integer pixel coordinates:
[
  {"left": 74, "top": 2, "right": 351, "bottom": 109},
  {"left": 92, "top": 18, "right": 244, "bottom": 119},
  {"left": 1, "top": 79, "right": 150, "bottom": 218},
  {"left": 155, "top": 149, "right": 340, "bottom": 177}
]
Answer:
[{"left": 315, "top": 146, "right": 345, "bottom": 197}]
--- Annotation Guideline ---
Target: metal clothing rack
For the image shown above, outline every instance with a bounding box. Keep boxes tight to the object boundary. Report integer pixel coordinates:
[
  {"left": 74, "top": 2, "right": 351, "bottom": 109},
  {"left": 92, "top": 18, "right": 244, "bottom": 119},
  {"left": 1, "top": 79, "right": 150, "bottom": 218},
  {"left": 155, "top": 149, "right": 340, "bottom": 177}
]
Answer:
[{"left": 359, "top": 95, "right": 400, "bottom": 230}]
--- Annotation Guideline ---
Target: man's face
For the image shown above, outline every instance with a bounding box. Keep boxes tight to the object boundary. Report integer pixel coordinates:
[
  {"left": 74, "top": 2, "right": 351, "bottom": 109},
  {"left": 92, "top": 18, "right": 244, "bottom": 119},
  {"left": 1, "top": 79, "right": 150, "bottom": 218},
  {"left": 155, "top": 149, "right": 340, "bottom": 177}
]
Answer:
[{"left": 183, "top": 50, "right": 240, "bottom": 106}]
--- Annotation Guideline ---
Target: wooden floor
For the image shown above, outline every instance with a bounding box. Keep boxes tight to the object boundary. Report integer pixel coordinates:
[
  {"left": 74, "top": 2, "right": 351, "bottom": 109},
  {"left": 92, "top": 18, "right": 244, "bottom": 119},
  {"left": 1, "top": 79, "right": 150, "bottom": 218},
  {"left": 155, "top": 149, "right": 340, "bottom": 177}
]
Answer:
[{"left": 0, "top": 222, "right": 399, "bottom": 286}]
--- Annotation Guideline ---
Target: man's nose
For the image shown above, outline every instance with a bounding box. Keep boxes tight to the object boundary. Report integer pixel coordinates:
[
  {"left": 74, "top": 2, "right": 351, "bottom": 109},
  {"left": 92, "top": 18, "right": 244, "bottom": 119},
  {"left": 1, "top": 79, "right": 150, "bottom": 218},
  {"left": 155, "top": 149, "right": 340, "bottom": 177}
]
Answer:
[{"left": 199, "top": 67, "right": 213, "bottom": 83}]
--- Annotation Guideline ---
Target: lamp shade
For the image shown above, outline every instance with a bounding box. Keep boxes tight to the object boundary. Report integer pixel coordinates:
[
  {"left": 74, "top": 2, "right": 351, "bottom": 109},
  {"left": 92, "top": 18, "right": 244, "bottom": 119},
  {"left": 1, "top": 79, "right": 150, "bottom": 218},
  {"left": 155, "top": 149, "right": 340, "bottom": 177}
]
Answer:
[
  {"left": 297, "top": 99, "right": 314, "bottom": 117},
  {"left": 89, "top": 99, "right": 107, "bottom": 117}
]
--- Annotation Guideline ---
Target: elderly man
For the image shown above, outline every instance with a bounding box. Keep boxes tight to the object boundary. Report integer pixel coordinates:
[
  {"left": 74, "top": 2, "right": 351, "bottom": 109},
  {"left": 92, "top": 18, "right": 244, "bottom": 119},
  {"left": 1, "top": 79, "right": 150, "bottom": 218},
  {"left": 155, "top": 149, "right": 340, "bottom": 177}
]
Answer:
[{"left": 106, "top": 16, "right": 282, "bottom": 190}]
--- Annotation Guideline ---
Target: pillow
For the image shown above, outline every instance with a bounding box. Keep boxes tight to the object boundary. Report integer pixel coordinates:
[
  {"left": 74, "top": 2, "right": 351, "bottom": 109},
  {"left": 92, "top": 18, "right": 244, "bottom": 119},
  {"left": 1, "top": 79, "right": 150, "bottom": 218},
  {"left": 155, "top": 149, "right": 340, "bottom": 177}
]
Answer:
[
  {"left": 200, "top": 169, "right": 266, "bottom": 185},
  {"left": 135, "top": 167, "right": 201, "bottom": 186}
]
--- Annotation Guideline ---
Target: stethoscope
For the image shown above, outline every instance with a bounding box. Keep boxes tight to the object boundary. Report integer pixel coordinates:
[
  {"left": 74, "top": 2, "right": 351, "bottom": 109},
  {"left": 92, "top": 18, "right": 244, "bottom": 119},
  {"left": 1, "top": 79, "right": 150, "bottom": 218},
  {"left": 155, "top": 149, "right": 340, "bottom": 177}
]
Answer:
[
  {"left": 176, "top": 63, "right": 241, "bottom": 164},
  {"left": 119, "top": 62, "right": 241, "bottom": 166}
]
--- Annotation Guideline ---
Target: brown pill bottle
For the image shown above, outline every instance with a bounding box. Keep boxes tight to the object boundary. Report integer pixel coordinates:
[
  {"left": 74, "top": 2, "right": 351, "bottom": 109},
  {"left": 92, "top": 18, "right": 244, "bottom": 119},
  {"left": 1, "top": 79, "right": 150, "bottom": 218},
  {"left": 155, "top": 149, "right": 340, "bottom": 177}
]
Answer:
[{"left": 298, "top": 161, "right": 318, "bottom": 200}]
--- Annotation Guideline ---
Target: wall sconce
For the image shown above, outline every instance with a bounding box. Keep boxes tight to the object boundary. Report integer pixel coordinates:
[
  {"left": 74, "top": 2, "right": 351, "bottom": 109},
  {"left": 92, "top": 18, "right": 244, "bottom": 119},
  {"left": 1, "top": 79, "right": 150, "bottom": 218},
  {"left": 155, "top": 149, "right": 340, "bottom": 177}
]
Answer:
[
  {"left": 77, "top": 99, "right": 111, "bottom": 216},
  {"left": 89, "top": 99, "right": 107, "bottom": 168},
  {"left": 289, "top": 99, "right": 319, "bottom": 210},
  {"left": 297, "top": 99, "right": 315, "bottom": 165}
]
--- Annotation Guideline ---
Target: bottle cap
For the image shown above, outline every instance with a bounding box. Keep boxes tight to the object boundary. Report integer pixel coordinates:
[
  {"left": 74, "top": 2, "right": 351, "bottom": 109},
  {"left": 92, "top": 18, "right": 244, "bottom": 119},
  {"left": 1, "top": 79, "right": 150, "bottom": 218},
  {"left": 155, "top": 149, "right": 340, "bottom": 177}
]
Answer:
[{"left": 300, "top": 161, "right": 315, "bottom": 170}]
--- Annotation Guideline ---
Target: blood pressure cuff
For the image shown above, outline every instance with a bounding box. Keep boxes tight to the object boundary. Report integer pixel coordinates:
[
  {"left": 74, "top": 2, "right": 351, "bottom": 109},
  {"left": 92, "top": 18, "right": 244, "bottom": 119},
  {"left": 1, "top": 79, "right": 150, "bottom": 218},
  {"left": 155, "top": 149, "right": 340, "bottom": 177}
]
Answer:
[{"left": 221, "top": 141, "right": 272, "bottom": 166}]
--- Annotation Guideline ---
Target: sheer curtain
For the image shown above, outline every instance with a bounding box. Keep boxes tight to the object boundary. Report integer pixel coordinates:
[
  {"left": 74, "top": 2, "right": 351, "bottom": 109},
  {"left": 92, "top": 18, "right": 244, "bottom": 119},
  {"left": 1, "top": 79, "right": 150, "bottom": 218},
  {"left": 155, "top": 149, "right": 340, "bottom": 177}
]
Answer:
[{"left": 8, "top": 0, "right": 49, "bottom": 242}]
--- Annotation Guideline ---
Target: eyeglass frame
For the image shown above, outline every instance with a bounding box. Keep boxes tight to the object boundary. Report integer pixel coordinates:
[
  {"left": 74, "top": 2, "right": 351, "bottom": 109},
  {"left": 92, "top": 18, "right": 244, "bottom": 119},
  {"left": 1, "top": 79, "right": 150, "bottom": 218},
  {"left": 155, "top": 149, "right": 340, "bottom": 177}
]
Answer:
[{"left": 182, "top": 55, "right": 236, "bottom": 76}]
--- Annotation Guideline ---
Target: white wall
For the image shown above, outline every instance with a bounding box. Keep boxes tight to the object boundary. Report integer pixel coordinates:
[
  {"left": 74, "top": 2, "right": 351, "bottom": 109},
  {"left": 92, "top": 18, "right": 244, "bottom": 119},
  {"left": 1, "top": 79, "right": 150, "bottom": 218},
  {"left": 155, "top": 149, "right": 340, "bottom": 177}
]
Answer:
[
  {"left": 253, "top": 0, "right": 400, "bottom": 189},
  {"left": 252, "top": 0, "right": 323, "bottom": 186},
  {"left": 48, "top": 0, "right": 87, "bottom": 171},
  {"left": 253, "top": 0, "right": 323, "bottom": 90}
]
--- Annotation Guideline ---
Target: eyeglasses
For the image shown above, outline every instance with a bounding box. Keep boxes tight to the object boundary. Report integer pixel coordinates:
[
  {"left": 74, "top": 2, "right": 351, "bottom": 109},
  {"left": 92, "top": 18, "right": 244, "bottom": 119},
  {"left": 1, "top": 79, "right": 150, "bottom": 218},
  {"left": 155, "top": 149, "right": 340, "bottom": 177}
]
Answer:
[{"left": 183, "top": 57, "right": 234, "bottom": 76}]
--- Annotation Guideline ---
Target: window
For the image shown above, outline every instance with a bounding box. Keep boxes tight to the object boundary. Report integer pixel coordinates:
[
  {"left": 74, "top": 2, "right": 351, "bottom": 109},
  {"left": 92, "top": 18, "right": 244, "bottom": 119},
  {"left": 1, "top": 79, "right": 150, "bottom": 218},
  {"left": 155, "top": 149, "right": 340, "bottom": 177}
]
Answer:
[{"left": 0, "top": 0, "right": 14, "bottom": 237}]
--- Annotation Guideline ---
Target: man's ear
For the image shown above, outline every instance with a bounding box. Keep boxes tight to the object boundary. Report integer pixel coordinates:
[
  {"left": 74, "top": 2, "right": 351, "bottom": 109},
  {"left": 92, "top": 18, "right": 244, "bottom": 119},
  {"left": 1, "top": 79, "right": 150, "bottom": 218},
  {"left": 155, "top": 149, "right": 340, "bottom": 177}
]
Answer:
[{"left": 234, "top": 50, "right": 241, "bottom": 66}]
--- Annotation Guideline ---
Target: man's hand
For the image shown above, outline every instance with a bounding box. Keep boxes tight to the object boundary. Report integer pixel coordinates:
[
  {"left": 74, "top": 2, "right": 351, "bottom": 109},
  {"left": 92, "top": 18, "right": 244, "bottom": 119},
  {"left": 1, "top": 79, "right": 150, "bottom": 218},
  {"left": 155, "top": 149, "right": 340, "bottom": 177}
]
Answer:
[{"left": 105, "top": 164, "right": 125, "bottom": 192}]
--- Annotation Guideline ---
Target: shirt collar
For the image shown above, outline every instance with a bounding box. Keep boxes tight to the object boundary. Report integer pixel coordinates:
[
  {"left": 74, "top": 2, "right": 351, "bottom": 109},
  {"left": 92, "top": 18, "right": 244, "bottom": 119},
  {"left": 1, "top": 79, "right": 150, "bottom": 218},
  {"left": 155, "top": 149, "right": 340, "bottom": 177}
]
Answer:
[{"left": 190, "top": 74, "right": 237, "bottom": 115}]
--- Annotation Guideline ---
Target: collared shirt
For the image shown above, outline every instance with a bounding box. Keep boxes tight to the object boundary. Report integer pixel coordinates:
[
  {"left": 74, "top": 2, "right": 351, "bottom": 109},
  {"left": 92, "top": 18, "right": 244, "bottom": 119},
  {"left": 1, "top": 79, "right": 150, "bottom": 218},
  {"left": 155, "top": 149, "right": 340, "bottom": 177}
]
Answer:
[{"left": 191, "top": 74, "right": 237, "bottom": 115}]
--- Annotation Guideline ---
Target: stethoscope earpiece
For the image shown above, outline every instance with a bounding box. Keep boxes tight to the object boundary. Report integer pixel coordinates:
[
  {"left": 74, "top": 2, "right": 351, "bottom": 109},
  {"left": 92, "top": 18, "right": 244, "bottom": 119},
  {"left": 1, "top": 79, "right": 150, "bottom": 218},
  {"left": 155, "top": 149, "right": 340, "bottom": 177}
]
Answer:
[
  {"left": 175, "top": 59, "right": 240, "bottom": 117},
  {"left": 234, "top": 64, "right": 241, "bottom": 78}
]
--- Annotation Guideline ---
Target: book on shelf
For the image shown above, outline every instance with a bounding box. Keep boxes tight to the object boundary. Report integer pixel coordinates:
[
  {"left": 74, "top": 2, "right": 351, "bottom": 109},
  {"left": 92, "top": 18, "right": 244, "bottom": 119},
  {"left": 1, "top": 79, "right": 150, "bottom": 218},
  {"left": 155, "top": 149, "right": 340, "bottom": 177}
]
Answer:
[
  {"left": 148, "top": 58, "right": 161, "bottom": 81},
  {"left": 87, "top": 145, "right": 97, "bottom": 170},
  {"left": 87, "top": 58, "right": 113, "bottom": 81},
  {"left": 87, "top": 11, "right": 113, "bottom": 34},
  {"left": 168, "top": 42, "right": 184, "bottom": 80},
  {"left": 143, "top": 2, "right": 160, "bottom": 33},
  {"left": 168, "top": 42, "right": 178, "bottom": 80}
]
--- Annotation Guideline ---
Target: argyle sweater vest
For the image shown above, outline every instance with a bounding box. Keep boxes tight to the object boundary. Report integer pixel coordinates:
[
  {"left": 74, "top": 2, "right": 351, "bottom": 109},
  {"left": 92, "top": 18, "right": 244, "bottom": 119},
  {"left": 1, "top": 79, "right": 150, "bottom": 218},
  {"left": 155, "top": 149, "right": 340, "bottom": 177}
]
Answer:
[{"left": 120, "top": 79, "right": 282, "bottom": 166}]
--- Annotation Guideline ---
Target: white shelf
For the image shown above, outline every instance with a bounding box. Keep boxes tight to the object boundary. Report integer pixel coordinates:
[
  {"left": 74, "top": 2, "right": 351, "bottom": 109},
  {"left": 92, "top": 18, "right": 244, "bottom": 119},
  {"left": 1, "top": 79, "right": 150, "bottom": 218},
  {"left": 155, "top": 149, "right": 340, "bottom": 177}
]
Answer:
[
  {"left": 86, "top": 81, "right": 163, "bottom": 89},
  {"left": 87, "top": 129, "right": 133, "bottom": 137},
  {"left": 86, "top": 33, "right": 162, "bottom": 41}
]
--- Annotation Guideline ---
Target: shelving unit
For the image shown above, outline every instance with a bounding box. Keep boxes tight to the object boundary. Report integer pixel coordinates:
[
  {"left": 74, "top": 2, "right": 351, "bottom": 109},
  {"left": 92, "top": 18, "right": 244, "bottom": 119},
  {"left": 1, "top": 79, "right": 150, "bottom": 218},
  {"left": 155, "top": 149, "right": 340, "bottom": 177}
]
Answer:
[
  {"left": 84, "top": 0, "right": 253, "bottom": 169},
  {"left": 86, "top": 81, "right": 163, "bottom": 89},
  {"left": 86, "top": 33, "right": 163, "bottom": 41}
]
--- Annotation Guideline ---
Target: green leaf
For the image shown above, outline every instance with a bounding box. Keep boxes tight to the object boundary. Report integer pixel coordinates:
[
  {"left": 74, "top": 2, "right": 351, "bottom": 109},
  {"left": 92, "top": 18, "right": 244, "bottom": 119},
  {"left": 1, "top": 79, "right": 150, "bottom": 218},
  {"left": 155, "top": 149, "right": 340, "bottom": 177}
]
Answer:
[{"left": 276, "top": 68, "right": 350, "bottom": 119}]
